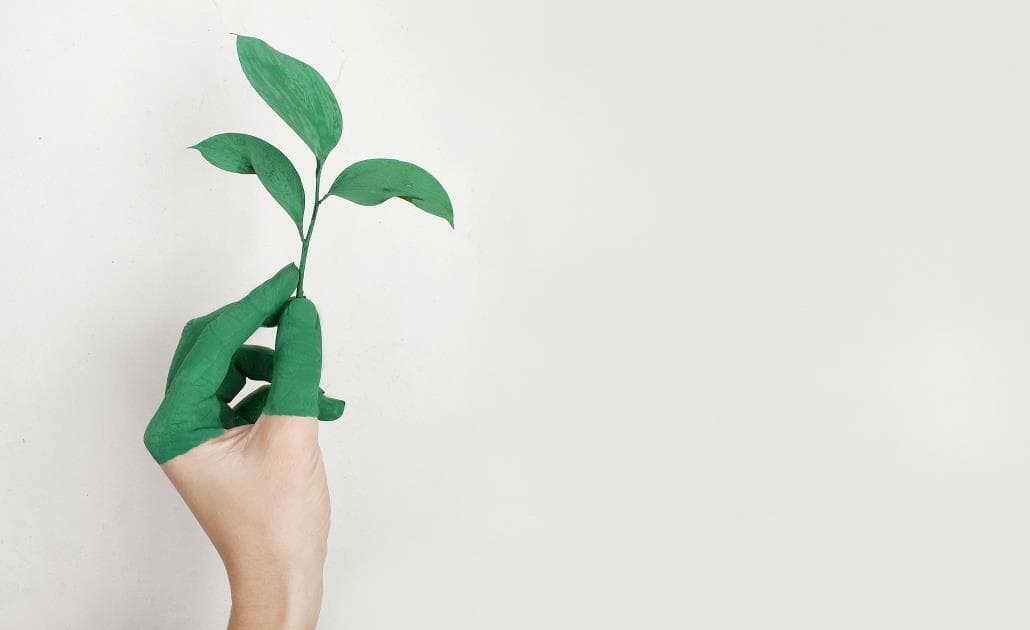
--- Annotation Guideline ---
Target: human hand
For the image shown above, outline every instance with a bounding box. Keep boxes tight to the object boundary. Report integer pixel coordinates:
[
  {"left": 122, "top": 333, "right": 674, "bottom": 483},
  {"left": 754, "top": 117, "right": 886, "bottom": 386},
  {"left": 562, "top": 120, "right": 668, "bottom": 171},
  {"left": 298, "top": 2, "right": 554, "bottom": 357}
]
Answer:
[{"left": 144, "top": 264, "right": 343, "bottom": 629}]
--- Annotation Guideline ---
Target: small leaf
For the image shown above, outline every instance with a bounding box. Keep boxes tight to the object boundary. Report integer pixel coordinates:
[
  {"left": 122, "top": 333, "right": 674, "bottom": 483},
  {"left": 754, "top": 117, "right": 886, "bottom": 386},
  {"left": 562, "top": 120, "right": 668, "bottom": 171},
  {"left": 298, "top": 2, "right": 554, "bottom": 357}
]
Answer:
[
  {"left": 327, "top": 159, "right": 454, "bottom": 227},
  {"left": 191, "top": 133, "right": 305, "bottom": 233},
  {"left": 236, "top": 35, "right": 342, "bottom": 165}
]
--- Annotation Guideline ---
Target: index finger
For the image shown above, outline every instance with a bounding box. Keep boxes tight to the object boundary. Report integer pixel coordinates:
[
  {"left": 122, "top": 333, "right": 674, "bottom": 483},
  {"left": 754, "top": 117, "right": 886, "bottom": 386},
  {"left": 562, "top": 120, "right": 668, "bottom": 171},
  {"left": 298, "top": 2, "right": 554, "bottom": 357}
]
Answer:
[{"left": 169, "top": 264, "right": 299, "bottom": 394}]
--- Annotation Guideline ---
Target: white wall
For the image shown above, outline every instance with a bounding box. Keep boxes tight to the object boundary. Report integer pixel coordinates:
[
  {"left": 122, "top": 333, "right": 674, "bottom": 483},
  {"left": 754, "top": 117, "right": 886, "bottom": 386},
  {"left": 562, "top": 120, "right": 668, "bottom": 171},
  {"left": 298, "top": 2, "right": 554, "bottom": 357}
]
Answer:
[{"left": 2, "top": 1, "right": 1029, "bottom": 627}]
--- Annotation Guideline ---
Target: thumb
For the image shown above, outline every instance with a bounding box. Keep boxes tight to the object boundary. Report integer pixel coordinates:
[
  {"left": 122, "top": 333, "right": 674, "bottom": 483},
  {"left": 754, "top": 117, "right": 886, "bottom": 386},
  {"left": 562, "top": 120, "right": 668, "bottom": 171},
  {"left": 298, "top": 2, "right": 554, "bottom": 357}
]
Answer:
[{"left": 265, "top": 298, "right": 322, "bottom": 417}]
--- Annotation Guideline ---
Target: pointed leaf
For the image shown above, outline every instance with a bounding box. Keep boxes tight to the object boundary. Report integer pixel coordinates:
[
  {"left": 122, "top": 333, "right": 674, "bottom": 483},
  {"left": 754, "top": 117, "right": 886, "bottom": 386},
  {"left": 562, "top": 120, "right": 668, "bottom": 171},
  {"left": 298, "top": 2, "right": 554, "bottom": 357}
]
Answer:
[
  {"left": 327, "top": 159, "right": 454, "bottom": 227},
  {"left": 191, "top": 133, "right": 305, "bottom": 233},
  {"left": 236, "top": 35, "right": 342, "bottom": 164}
]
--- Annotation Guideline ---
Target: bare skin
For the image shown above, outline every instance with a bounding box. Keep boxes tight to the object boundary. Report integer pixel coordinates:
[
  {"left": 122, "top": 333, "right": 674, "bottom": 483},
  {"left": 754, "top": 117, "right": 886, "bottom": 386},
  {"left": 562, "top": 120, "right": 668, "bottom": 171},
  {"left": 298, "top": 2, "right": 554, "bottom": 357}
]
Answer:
[{"left": 161, "top": 414, "right": 328, "bottom": 630}]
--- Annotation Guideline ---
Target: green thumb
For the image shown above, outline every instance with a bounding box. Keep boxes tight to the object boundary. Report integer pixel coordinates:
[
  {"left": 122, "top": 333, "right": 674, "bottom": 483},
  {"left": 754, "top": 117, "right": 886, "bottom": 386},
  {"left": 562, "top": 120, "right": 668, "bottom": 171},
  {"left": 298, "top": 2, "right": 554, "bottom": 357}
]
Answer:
[{"left": 264, "top": 297, "right": 322, "bottom": 417}]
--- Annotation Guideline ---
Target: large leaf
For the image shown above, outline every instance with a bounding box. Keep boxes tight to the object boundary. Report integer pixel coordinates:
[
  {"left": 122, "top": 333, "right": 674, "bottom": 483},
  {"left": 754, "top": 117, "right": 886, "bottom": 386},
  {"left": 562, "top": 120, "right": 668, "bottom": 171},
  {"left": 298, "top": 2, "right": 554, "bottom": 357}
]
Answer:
[
  {"left": 191, "top": 133, "right": 305, "bottom": 233},
  {"left": 327, "top": 159, "right": 454, "bottom": 227},
  {"left": 236, "top": 35, "right": 342, "bottom": 165}
]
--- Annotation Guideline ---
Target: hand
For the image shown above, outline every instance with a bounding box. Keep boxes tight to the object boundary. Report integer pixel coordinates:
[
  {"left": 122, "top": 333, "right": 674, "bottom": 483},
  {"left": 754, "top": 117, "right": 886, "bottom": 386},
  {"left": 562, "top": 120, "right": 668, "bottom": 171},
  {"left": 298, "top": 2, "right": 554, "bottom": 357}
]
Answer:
[{"left": 144, "top": 264, "right": 343, "bottom": 629}]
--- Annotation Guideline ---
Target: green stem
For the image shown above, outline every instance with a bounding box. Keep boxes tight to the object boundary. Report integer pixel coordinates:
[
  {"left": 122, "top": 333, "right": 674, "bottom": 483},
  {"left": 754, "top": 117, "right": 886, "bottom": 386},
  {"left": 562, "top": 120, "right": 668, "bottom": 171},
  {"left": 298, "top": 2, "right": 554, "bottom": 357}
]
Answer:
[{"left": 296, "top": 160, "right": 324, "bottom": 298}]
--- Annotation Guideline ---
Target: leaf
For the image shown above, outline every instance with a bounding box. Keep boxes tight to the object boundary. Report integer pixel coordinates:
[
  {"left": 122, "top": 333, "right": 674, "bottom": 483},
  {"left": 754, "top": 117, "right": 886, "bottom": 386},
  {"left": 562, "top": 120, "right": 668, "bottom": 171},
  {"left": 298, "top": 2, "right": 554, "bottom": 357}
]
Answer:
[
  {"left": 327, "top": 159, "right": 454, "bottom": 227},
  {"left": 236, "top": 35, "right": 342, "bottom": 165},
  {"left": 191, "top": 133, "right": 305, "bottom": 234}
]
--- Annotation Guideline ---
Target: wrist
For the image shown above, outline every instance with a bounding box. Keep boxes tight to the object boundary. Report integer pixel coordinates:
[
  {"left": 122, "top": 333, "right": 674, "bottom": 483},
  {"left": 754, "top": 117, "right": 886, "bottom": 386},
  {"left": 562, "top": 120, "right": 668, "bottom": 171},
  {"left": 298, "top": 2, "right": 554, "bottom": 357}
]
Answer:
[{"left": 228, "top": 567, "right": 323, "bottom": 630}]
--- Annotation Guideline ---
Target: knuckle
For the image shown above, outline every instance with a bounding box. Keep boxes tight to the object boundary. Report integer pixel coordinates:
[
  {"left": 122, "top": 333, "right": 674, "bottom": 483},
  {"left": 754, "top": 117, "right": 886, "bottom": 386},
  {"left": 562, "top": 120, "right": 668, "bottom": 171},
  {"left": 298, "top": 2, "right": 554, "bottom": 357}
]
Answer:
[{"left": 182, "top": 317, "right": 205, "bottom": 336}]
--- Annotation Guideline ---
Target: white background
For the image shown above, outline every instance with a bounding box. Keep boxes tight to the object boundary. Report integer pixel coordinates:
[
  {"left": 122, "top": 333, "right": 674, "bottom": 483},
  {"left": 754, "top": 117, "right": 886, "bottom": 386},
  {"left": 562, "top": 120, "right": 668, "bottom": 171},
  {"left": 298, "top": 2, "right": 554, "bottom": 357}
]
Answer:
[{"left": 2, "top": 1, "right": 1029, "bottom": 628}]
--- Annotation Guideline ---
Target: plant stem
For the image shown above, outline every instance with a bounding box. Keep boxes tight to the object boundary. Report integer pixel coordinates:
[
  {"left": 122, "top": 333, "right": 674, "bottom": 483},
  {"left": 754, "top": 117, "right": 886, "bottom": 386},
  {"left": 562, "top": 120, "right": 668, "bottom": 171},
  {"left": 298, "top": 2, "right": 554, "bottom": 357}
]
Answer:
[{"left": 296, "top": 160, "right": 324, "bottom": 298}]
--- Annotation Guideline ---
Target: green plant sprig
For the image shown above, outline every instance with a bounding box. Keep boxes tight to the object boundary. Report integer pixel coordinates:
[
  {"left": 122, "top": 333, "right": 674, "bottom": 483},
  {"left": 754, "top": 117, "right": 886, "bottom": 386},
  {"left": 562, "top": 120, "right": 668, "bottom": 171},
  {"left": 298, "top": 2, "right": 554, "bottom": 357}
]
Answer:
[{"left": 191, "top": 35, "right": 454, "bottom": 298}]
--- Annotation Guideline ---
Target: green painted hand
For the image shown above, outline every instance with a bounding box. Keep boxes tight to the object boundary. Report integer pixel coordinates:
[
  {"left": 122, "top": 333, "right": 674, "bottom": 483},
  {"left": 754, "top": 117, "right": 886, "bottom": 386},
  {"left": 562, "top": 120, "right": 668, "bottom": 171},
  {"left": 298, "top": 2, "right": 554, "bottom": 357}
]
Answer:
[{"left": 143, "top": 264, "right": 343, "bottom": 464}]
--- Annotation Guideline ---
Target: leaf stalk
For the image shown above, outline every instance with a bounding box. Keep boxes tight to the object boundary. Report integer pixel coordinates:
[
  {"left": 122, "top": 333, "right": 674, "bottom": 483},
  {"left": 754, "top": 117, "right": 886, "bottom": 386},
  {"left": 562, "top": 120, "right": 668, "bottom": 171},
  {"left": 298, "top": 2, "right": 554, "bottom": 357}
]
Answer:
[{"left": 296, "top": 160, "right": 324, "bottom": 298}]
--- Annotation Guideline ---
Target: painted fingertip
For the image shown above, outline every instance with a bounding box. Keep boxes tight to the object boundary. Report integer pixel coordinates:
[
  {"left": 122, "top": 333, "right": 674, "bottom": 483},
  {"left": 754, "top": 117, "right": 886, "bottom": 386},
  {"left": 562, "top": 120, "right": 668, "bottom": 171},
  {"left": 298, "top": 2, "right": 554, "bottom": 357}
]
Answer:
[
  {"left": 272, "top": 262, "right": 300, "bottom": 286},
  {"left": 318, "top": 396, "right": 345, "bottom": 420},
  {"left": 283, "top": 297, "right": 319, "bottom": 325}
]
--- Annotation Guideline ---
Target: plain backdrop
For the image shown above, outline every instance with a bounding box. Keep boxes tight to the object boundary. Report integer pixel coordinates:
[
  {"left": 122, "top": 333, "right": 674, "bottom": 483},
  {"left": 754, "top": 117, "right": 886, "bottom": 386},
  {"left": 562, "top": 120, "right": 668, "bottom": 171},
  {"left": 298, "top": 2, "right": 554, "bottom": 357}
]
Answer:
[{"left": 2, "top": 1, "right": 1029, "bottom": 628}]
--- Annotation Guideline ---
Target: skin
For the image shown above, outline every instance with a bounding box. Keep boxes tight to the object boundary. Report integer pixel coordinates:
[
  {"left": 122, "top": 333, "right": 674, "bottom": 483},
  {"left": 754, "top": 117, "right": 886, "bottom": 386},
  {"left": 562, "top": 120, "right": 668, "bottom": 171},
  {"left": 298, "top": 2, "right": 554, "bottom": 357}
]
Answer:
[
  {"left": 144, "top": 264, "right": 341, "bottom": 629},
  {"left": 162, "top": 415, "right": 328, "bottom": 629}
]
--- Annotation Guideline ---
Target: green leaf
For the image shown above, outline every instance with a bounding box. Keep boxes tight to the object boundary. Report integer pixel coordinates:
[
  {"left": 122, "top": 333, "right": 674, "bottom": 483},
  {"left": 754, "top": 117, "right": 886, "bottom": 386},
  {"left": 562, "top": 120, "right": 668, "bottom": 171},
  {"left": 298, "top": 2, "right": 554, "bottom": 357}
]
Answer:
[
  {"left": 191, "top": 133, "right": 305, "bottom": 234},
  {"left": 327, "top": 159, "right": 454, "bottom": 227},
  {"left": 236, "top": 35, "right": 342, "bottom": 165}
]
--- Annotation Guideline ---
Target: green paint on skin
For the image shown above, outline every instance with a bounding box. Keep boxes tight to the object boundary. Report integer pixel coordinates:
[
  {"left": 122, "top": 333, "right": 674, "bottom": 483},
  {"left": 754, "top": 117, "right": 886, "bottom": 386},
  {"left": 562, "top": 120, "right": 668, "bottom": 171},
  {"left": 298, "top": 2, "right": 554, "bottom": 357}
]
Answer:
[
  {"left": 265, "top": 298, "right": 323, "bottom": 417},
  {"left": 143, "top": 265, "right": 343, "bottom": 464}
]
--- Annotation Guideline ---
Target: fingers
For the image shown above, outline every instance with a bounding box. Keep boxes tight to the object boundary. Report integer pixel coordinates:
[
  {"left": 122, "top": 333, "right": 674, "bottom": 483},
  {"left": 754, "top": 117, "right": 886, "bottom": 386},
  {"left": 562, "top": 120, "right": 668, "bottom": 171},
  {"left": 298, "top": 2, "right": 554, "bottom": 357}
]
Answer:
[
  {"left": 145, "top": 264, "right": 299, "bottom": 464},
  {"left": 165, "top": 267, "right": 297, "bottom": 390},
  {"left": 216, "top": 345, "right": 275, "bottom": 402},
  {"left": 319, "top": 394, "right": 346, "bottom": 420},
  {"left": 230, "top": 385, "right": 345, "bottom": 426},
  {"left": 221, "top": 343, "right": 345, "bottom": 426},
  {"left": 169, "top": 264, "right": 299, "bottom": 396},
  {"left": 165, "top": 304, "right": 230, "bottom": 390},
  {"left": 229, "top": 384, "right": 271, "bottom": 426},
  {"left": 265, "top": 298, "right": 322, "bottom": 417}
]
